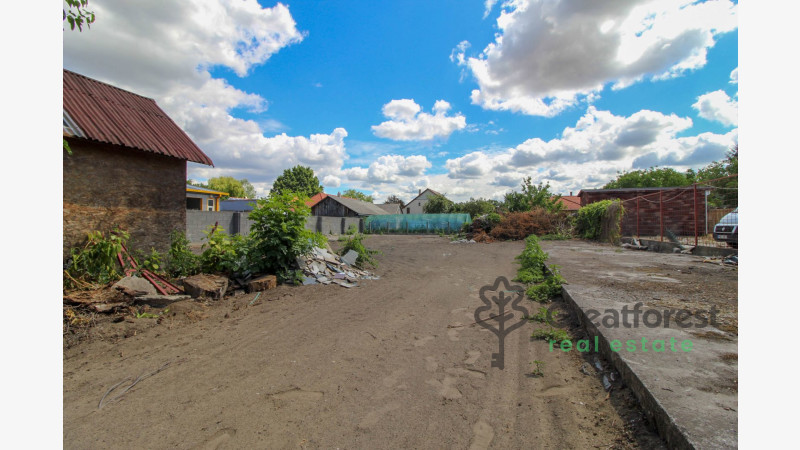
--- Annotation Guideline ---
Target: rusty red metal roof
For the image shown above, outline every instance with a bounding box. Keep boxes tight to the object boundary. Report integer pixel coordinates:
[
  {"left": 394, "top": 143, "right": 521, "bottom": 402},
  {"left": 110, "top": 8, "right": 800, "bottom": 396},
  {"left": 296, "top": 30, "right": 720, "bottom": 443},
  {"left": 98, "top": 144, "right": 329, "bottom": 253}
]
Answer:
[{"left": 63, "top": 69, "right": 213, "bottom": 166}]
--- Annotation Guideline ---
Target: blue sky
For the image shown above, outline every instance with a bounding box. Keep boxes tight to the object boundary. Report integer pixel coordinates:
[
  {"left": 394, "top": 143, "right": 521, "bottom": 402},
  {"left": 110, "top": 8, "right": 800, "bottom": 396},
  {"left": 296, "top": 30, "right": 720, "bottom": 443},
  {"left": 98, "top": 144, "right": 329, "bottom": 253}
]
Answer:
[{"left": 63, "top": 0, "right": 738, "bottom": 202}]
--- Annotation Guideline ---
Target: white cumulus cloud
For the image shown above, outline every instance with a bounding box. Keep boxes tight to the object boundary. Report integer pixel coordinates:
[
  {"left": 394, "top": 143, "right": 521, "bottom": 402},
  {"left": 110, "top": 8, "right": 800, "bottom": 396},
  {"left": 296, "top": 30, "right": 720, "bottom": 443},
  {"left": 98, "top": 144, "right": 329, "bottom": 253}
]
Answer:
[
  {"left": 372, "top": 99, "right": 467, "bottom": 141},
  {"left": 692, "top": 90, "right": 738, "bottom": 127},
  {"left": 455, "top": 0, "right": 738, "bottom": 116},
  {"left": 440, "top": 106, "right": 734, "bottom": 196}
]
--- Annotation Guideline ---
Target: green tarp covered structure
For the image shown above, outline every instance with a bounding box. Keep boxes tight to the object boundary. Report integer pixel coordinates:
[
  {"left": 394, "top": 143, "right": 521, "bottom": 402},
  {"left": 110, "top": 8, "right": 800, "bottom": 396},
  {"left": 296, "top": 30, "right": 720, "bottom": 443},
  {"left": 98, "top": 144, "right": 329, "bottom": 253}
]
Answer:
[{"left": 363, "top": 214, "right": 471, "bottom": 234}]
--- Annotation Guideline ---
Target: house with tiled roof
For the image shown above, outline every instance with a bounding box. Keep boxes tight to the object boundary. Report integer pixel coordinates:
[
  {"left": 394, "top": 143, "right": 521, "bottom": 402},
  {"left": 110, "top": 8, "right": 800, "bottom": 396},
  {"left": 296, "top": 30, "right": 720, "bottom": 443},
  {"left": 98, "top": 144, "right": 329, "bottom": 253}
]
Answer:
[
  {"left": 63, "top": 69, "right": 214, "bottom": 259},
  {"left": 553, "top": 194, "right": 582, "bottom": 212}
]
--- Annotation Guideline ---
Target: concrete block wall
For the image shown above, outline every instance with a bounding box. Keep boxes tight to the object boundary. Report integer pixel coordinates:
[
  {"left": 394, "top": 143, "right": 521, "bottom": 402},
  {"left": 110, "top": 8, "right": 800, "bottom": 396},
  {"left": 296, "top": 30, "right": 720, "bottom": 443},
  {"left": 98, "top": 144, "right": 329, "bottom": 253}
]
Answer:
[
  {"left": 306, "top": 216, "right": 363, "bottom": 235},
  {"left": 186, "top": 210, "right": 238, "bottom": 242},
  {"left": 186, "top": 212, "right": 361, "bottom": 242}
]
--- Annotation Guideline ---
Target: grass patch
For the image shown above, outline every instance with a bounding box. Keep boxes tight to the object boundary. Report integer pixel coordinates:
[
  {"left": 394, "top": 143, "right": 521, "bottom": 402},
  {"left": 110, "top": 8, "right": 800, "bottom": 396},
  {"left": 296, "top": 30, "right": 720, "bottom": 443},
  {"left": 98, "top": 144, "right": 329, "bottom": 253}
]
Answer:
[{"left": 532, "top": 327, "right": 570, "bottom": 344}]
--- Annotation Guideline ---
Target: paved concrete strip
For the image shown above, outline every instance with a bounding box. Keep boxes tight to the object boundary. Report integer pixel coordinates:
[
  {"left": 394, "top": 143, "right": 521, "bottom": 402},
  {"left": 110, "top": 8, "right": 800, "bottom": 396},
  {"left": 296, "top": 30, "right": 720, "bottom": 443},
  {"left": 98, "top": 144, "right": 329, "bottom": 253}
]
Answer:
[{"left": 555, "top": 277, "right": 737, "bottom": 448}]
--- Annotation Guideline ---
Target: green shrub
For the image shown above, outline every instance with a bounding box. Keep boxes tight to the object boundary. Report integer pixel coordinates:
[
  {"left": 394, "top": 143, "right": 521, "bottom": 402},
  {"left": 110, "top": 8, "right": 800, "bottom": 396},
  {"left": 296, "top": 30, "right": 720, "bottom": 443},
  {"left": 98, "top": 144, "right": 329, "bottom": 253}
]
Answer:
[
  {"left": 199, "top": 227, "right": 249, "bottom": 275},
  {"left": 338, "top": 232, "right": 381, "bottom": 268},
  {"left": 514, "top": 267, "right": 545, "bottom": 284},
  {"left": 65, "top": 228, "right": 129, "bottom": 288},
  {"left": 166, "top": 230, "right": 200, "bottom": 277},
  {"left": 525, "top": 276, "right": 564, "bottom": 303},
  {"left": 247, "top": 191, "right": 326, "bottom": 282}
]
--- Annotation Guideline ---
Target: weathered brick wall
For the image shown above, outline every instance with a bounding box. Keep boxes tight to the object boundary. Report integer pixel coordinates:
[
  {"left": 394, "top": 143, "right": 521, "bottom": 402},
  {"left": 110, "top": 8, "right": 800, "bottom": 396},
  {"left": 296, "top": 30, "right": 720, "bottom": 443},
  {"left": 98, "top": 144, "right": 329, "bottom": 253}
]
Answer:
[
  {"left": 63, "top": 140, "right": 186, "bottom": 260},
  {"left": 580, "top": 188, "right": 708, "bottom": 237}
]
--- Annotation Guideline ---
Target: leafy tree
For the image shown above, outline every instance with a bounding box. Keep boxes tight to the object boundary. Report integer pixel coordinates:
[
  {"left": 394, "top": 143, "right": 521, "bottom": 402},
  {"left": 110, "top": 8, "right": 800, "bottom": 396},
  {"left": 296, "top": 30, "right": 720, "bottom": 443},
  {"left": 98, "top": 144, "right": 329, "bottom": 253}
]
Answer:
[
  {"left": 452, "top": 198, "right": 497, "bottom": 218},
  {"left": 603, "top": 167, "right": 693, "bottom": 189},
  {"left": 423, "top": 194, "right": 455, "bottom": 213},
  {"left": 205, "top": 176, "right": 256, "bottom": 199},
  {"left": 271, "top": 165, "right": 323, "bottom": 198},
  {"left": 384, "top": 194, "right": 404, "bottom": 204},
  {"left": 341, "top": 189, "right": 373, "bottom": 203},
  {"left": 696, "top": 145, "right": 738, "bottom": 208},
  {"left": 503, "top": 177, "right": 563, "bottom": 213},
  {"left": 64, "top": 0, "right": 95, "bottom": 32}
]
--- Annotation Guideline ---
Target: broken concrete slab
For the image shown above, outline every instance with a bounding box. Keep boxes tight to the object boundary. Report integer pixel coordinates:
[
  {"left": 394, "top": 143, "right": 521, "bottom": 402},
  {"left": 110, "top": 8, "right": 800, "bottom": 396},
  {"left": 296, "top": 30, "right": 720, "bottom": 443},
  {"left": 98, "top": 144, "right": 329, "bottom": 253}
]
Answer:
[
  {"left": 113, "top": 276, "right": 157, "bottom": 296},
  {"left": 246, "top": 274, "right": 277, "bottom": 293},
  {"left": 341, "top": 250, "right": 359, "bottom": 266},
  {"left": 182, "top": 274, "right": 229, "bottom": 300}
]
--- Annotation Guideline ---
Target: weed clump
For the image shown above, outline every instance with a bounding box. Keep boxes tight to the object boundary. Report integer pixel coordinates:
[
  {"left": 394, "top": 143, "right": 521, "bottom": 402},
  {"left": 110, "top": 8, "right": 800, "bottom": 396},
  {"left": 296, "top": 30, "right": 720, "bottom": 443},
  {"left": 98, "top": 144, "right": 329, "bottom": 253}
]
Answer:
[
  {"left": 338, "top": 228, "right": 381, "bottom": 268},
  {"left": 513, "top": 235, "right": 564, "bottom": 303},
  {"left": 64, "top": 228, "right": 130, "bottom": 289}
]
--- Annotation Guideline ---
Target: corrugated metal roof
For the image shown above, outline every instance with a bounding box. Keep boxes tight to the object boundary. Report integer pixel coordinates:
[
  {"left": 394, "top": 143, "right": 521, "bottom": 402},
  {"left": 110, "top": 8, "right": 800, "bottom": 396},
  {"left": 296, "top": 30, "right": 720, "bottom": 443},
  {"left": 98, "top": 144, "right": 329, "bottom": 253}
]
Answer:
[
  {"left": 63, "top": 69, "right": 213, "bottom": 166},
  {"left": 328, "top": 195, "right": 391, "bottom": 216},
  {"left": 376, "top": 203, "right": 402, "bottom": 214}
]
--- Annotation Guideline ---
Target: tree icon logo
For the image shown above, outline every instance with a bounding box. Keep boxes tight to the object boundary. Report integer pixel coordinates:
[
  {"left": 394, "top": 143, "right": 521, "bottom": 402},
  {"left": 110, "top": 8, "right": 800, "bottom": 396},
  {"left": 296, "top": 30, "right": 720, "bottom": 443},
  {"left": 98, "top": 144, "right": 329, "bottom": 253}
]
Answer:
[{"left": 474, "top": 276, "right": 529, "bottom": 369}]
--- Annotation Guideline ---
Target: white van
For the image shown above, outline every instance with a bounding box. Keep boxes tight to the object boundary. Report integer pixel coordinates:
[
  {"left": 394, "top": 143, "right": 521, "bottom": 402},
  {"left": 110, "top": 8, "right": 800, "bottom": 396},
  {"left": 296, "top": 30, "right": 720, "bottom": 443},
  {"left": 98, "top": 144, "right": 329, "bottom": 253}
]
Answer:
[{"left": 713, "top": 208, "right": 738, "bottom": 248}]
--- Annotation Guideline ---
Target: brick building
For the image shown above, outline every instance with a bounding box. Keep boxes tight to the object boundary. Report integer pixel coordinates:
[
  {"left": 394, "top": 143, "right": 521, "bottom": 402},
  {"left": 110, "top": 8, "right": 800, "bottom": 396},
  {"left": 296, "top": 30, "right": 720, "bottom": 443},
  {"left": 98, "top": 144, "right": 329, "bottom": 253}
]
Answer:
[
  {"left": 578, "top": 187, "right": 711, "bottom": 237},
  {"left": 63, "top": 69, "right": 213, "bottom": 259}
]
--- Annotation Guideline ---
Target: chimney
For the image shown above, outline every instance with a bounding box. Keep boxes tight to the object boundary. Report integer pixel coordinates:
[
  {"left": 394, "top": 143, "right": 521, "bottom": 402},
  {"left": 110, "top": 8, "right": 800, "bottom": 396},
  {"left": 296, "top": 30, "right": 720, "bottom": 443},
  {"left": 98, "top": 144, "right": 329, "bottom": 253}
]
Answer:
[
  {"left": 570, "top": 191, "right": 573, "bottom": 196},
  {"left": 418, "top": 188, "right": 421, "bottom": 195}
]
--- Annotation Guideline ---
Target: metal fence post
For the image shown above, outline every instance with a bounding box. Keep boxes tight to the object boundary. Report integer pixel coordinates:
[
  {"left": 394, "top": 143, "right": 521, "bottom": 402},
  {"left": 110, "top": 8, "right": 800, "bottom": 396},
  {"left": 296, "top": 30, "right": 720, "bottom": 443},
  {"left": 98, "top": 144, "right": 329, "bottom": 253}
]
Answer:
[
  {"left": 659, "top": 190, "right": 664, "bottom": 242},
  {"left": 693, "top": 184, "right": 698, "bottom": 246},
  {"left": 636, "top": 197, "right": 640, "bottom": 239}
]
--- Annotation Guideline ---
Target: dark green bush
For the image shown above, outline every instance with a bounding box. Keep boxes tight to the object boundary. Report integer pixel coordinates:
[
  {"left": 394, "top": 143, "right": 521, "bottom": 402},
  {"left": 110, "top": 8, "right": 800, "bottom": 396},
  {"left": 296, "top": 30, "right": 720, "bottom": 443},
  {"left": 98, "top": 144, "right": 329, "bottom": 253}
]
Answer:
[
  {"left": 199, "top": 227, "right": 249, "bottom": 275},
  {"left": 247, "top": 191, "right": 326, "bottom": 282}
]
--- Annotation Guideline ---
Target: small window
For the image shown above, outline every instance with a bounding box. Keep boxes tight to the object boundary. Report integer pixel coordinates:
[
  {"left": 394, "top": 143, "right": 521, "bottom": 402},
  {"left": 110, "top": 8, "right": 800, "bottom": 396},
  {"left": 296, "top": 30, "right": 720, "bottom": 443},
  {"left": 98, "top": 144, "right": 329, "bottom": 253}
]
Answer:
[
  {"left": 207, "top": 199, "right": 215, "bottom": 211},
  {"left": 407, "top": 208, "right": 410, "bottom": 214},
  {"left": 418, "top": 202, "right": 421, "bottom": 206}
]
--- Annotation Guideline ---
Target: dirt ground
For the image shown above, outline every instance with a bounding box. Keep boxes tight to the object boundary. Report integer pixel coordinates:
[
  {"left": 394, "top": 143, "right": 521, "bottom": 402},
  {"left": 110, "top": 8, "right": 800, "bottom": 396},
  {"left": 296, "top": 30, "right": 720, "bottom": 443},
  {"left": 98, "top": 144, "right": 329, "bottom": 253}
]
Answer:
[{"left": 64, "top": 235, "right": 664, "bottom": 449}]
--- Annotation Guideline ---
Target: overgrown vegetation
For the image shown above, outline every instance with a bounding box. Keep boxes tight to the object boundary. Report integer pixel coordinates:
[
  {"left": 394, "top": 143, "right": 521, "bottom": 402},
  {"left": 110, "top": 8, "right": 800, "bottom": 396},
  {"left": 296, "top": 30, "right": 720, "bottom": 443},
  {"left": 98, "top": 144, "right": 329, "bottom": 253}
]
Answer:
[
  {"left": 165, "top": 230, "right": 200, "bottom": 277},
  {"left": 513, "top": 235, "right": 564, "bottom": 303},
  {"left": 64, "top": 229, "right": 129, "bottom": 289},
  {"left": 199, "top": 227, "right": 249, "bottom": 276},
  {"left": 574, "top": 199, "right": 624, "bottom": 243},
  {"left": 338, "top": 228, "right": 381, "bottom": 268},
  {"left": 488, "top": 208, "right": 570, "bottom": 240}
]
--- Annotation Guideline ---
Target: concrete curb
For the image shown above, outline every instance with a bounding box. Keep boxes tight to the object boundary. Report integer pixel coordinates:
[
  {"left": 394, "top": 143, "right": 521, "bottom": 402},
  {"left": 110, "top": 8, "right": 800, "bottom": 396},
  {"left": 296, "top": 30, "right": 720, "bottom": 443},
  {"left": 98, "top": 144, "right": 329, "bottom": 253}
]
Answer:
[{"left": 560, "top": 284, "right": 696, "bottom": 450}]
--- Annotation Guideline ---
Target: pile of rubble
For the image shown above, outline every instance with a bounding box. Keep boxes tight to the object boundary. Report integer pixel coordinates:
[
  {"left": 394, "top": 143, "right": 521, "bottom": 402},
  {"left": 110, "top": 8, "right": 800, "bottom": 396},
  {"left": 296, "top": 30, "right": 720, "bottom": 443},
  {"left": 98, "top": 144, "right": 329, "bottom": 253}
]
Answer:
[
  {"left": 450, "top": 238, "right": 477, "bottom": 244},
  {"left": 296, "top": 247, "right": 379, "bottom": 288}
]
